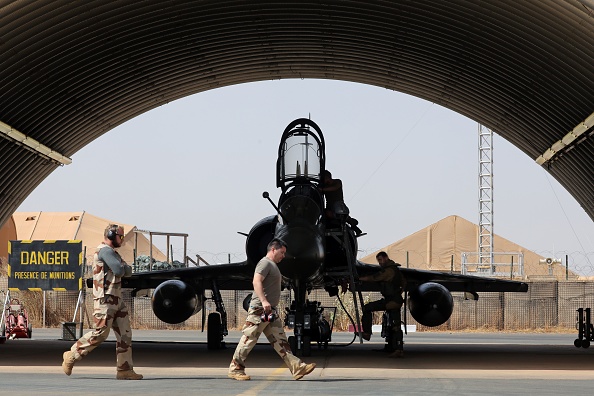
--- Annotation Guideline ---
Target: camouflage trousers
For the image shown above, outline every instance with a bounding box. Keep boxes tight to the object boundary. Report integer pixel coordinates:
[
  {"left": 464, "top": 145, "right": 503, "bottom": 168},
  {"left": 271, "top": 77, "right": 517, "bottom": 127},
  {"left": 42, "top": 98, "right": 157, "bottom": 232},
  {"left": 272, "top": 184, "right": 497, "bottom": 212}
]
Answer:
[
  {"left": 70, "top": 295, "right": 134, "bottom": 371},
  {"left": 229, "top": 307, "right": 305, "bottom": 375}
]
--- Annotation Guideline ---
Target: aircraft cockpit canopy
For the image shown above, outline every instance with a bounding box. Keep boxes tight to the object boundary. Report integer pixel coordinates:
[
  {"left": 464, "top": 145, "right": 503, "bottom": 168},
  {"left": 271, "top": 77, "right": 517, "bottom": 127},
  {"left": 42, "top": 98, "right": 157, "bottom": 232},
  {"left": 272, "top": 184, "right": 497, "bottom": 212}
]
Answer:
[{"left": 277, "top": 118, "right": 326, "bottom": 189}]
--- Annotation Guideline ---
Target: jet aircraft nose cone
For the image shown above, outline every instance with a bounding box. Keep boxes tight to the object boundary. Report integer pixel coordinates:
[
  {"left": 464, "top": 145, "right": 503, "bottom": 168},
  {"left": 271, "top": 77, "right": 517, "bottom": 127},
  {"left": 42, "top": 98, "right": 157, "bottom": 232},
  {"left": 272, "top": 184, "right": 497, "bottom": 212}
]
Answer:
[{"left": 276, "top": 224, "right": 324, "bottom": 280}]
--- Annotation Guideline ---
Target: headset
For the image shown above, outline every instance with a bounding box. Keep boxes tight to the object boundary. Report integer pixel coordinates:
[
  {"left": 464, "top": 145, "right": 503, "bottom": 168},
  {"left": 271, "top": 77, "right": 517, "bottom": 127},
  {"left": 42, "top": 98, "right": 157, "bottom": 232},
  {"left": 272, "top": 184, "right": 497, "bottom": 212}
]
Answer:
[
  {"left": 106, "top": 225, "right": 119, "bottom": 241},
  {"left": 261, "top": 309, "right": 277, "bottom": 322}
]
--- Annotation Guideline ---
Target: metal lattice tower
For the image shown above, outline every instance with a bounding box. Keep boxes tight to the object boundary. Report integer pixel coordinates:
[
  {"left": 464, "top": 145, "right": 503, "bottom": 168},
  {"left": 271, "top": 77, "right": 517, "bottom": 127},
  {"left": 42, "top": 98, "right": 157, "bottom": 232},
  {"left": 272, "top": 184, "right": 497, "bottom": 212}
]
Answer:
[{"left": 478, "top": 124, "right": 494, "bottom": 271}]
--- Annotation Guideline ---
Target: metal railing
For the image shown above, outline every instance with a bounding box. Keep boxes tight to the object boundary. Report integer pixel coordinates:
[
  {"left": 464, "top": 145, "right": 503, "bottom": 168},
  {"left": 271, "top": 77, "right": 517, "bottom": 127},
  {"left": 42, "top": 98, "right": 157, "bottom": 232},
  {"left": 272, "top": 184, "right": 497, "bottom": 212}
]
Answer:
[{"left": 461, "top": 251, "right": 524, "bottom": 278}]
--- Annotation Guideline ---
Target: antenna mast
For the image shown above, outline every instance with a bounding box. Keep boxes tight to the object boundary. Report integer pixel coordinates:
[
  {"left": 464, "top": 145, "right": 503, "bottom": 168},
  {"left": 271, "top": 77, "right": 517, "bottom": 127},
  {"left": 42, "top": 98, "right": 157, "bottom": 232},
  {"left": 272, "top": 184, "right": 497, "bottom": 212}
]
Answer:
[{"left": 478, "top": 124, "right": 494, "bottom": 272}]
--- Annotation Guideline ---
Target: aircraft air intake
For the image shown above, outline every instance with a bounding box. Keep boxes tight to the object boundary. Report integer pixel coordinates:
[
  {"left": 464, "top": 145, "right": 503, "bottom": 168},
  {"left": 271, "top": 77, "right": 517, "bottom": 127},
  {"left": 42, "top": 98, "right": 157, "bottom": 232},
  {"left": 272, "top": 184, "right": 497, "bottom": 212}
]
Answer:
[{"left": 245, "top": 215, "right": 278, "bottom": 265}]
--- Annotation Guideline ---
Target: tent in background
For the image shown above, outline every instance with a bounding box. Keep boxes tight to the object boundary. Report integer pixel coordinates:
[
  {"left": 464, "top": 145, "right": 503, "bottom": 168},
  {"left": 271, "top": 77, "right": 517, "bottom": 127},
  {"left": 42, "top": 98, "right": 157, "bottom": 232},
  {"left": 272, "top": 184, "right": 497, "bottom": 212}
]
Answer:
[
  {"left": 359, "top": 215, "right": 578, "bottom": 280},
  {"left": 7, "top": 211, "right": 166, "bottom": 266},
  {"left": 0, "top": 216, "right": 16, "bottom": 261}
]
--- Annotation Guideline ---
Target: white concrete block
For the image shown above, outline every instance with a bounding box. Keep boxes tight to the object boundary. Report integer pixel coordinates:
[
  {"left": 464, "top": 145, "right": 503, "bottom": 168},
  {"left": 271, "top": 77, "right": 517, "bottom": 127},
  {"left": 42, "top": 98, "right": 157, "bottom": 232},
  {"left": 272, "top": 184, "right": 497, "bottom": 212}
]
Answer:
[{"left": 371, "top": 324, "right": 416, "bottom": 333}]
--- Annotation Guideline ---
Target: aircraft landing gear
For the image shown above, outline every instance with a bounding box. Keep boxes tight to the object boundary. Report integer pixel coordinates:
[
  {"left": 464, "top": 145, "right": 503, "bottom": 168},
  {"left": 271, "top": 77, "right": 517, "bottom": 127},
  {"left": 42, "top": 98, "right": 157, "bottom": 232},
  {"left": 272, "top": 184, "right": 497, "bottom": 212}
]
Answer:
[
  {"left": 206, "top": 281, "right": 228, "bottom": 350},
  {"left": 207, "top": 312, "right": 223, "bottom": 349},
  {"left": 575, "top": 308, "right": 594, "bottom": 348},
  {"left": 381, "top": 309, "right": 404, "bottom": 354},
  {"left": 285, "top": 300, "right": 333, "bottom": 357}
]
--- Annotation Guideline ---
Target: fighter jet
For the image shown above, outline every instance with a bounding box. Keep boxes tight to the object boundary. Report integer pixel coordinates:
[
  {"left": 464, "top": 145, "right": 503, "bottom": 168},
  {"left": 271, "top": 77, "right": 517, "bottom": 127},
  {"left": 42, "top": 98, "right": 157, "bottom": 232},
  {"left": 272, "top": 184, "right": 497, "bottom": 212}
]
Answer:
[{"left": 123, "top": 118, "right": 528, "bottom": 354}]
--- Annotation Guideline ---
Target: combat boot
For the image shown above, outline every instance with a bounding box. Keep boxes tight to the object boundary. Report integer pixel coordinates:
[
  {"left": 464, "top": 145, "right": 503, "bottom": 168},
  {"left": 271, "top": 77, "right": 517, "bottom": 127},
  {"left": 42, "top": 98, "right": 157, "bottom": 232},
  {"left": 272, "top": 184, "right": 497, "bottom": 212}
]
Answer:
[
  {"left": 116, "top": 370, "right": 143, "bottom": 380},
  {"left": 228, "top": 371, "right": 251, "bottom": 381},
  {"left": 62, "top": 351, "right": 76, "bottom": 376},
  {"left": 293, "top": 362, "right": 316, "bottom": 380}
]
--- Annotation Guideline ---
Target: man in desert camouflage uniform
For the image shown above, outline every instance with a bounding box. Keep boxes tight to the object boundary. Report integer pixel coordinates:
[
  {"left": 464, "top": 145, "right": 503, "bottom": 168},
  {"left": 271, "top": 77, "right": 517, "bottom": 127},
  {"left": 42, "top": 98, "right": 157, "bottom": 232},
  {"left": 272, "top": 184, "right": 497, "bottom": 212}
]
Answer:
[
  {"left": 228, "top": 238, "right": 316, "bottom": 381},
  {"left": 62, "top": 224, "right": 142, "bottom": 380}
]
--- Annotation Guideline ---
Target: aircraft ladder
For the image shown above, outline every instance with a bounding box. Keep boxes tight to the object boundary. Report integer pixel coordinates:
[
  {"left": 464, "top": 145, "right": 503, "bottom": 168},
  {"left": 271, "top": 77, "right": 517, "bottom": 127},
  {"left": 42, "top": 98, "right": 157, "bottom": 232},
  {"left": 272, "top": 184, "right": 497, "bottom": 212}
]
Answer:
[{"left": 326, "top": 224, "right": 366, "bottom": 343}]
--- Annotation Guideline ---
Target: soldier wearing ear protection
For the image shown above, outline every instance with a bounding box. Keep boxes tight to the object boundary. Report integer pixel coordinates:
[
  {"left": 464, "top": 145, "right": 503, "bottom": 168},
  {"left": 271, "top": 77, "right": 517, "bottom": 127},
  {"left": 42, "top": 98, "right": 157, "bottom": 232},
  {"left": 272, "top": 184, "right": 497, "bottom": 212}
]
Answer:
[
  {"left": 105, "top": 225, "right": 119, "bottom": 241},
  {"left": 62, "top": 224, "right": 143, "bottom": 380}
]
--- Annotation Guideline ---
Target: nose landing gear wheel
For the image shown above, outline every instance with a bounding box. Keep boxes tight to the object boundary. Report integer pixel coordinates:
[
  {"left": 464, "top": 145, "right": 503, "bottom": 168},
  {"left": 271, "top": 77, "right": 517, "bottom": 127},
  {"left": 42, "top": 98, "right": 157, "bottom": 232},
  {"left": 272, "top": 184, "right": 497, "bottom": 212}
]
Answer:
[
  {"left": 302, "top": 336, "right": 312, "bottom": 357},
  {"left": 288, "top": 335, "right": 297, "bottom": 353}
]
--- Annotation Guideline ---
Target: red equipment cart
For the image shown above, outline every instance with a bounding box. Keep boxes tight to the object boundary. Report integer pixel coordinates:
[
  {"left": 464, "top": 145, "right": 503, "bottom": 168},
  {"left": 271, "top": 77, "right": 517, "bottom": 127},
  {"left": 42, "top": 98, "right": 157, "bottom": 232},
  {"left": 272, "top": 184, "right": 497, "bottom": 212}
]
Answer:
[{"left": 1, "top": 296, "right": 32, "bottom": 343}]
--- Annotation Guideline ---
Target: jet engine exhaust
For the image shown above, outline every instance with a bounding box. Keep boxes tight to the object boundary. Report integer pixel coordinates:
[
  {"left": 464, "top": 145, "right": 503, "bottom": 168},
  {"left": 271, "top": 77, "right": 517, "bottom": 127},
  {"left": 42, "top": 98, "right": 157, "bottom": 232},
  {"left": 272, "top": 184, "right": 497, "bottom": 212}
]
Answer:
[
  {"left": 151, "top": 280, "right": 203, "bottom": 324},
  {"left": 408, "top": 282, "right": 454, "bottom": 327}
]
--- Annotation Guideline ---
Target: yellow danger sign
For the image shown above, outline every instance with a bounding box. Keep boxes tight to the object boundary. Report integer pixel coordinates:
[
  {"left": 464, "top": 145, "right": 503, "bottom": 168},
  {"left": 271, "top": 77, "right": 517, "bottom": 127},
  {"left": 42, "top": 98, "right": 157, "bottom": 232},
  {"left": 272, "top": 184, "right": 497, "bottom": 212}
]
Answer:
[{"left": 8, "top": 240, "right": 82, "bottom": 291}]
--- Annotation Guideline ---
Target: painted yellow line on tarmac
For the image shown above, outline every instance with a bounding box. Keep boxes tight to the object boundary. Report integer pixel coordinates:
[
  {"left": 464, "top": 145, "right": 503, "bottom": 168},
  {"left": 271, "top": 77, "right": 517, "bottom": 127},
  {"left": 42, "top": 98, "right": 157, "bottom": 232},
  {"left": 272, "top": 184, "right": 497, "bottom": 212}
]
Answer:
[{"left": 236, "top": 366, "right": 288, "bottom": 396}]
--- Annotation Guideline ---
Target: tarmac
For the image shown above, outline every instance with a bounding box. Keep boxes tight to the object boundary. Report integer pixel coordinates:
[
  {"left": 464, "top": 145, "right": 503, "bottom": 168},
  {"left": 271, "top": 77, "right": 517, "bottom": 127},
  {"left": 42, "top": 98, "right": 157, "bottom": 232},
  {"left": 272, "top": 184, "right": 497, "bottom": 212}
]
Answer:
[{"left": 1, "top": 328, "right": 593, "bottom": 395}]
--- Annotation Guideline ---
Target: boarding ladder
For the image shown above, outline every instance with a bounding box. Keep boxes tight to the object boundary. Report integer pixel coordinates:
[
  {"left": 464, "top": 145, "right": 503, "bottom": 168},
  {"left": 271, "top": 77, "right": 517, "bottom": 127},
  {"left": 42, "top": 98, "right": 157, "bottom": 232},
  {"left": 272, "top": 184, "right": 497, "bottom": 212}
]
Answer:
[{"left": 326, "top": 222, "right": 366, "bottom": 343}]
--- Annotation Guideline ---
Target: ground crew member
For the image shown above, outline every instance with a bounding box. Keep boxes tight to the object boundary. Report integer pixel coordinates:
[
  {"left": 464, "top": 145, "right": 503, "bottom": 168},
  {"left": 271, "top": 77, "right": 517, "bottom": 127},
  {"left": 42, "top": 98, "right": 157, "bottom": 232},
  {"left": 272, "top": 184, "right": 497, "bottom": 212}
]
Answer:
[
  {"left": 62, "top": 224, "right": 143, "bottom": 379},
  {"left": 358, "top": 251, "right": 405, "bottom": 357},
  {"left": 228, "top": 238, "right": 316, "bottom": 380},
  {"left": 319, "top": 170, "right": 362, "bottom": 235}
]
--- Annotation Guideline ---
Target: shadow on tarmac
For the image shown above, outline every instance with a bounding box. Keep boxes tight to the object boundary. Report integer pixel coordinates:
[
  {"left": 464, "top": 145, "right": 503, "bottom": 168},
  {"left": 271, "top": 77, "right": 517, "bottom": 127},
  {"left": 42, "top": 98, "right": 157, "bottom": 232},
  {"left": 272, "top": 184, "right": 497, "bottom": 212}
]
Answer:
[{"left": 2, "top": 331, "right": 593, "bottom": 372}]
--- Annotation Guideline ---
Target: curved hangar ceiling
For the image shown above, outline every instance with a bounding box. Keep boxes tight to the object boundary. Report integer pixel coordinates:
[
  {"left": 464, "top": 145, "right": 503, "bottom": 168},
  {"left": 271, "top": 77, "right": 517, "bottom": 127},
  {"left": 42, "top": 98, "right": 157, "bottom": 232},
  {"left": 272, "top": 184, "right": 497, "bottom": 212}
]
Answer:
[{"left": 0, "top": 1, "right": 593, "bottom": 227}]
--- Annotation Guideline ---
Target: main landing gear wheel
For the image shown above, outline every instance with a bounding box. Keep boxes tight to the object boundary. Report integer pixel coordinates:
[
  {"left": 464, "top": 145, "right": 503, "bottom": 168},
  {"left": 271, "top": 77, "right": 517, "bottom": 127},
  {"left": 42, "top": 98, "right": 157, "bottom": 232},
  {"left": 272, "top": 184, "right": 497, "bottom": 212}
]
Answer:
[
  {"left": 207, "top": 312, "right": 223, "bottom": 350},
  {"left": 574, "top": 338, "right": 591, "bottom": 348},
  {"left": 574, "top": 339, "right": 581, "bottom": 348}
]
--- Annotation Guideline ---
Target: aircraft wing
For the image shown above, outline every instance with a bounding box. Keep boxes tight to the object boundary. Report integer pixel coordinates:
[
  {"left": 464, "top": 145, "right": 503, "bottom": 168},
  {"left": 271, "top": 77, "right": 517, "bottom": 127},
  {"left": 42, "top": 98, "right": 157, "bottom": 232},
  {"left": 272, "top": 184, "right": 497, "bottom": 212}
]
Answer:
[
  {"left": 121, "top": 261, "right": 255, "bottom": 292},
  {"left": 355, "top": 261, "right": 529, "bottom": 293}
]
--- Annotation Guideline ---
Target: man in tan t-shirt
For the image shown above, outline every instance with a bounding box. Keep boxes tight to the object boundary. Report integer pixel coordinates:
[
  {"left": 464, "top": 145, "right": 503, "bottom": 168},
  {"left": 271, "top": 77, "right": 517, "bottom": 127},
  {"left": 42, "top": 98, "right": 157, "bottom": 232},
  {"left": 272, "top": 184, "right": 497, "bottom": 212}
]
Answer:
[{"left": 228, "top": 238, "right": 316, "bottom": 381}]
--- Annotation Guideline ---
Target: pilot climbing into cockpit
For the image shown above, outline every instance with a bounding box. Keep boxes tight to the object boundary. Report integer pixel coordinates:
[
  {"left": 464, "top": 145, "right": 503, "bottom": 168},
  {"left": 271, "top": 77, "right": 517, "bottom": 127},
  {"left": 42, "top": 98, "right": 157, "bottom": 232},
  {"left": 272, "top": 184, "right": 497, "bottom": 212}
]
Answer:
[{"left": 318, "top": 170, "right": 363, "bottom": 235}]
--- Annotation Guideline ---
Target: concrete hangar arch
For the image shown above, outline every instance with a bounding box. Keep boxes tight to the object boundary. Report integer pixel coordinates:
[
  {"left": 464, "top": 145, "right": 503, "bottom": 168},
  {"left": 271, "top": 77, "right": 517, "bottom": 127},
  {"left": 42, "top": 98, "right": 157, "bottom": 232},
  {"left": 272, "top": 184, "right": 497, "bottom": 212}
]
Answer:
[{"left": 1, "top": 1, "right": 593, "bottom": 228}]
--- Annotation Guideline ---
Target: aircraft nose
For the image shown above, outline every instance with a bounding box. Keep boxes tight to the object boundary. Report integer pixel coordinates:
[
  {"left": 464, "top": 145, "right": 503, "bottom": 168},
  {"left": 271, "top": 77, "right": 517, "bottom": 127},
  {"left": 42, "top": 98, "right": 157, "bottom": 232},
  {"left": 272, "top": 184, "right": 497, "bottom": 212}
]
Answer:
[{"left": 276, "top": 225, "right": 324, "bottom": 280}]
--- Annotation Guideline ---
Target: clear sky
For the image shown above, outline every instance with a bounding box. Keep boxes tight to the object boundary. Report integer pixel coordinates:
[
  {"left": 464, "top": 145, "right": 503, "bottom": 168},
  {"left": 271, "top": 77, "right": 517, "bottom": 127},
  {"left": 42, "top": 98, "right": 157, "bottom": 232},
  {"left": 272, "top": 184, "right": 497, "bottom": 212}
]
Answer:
[{"left": 16, "top": 79, "right": 594, "bottom": 274}]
